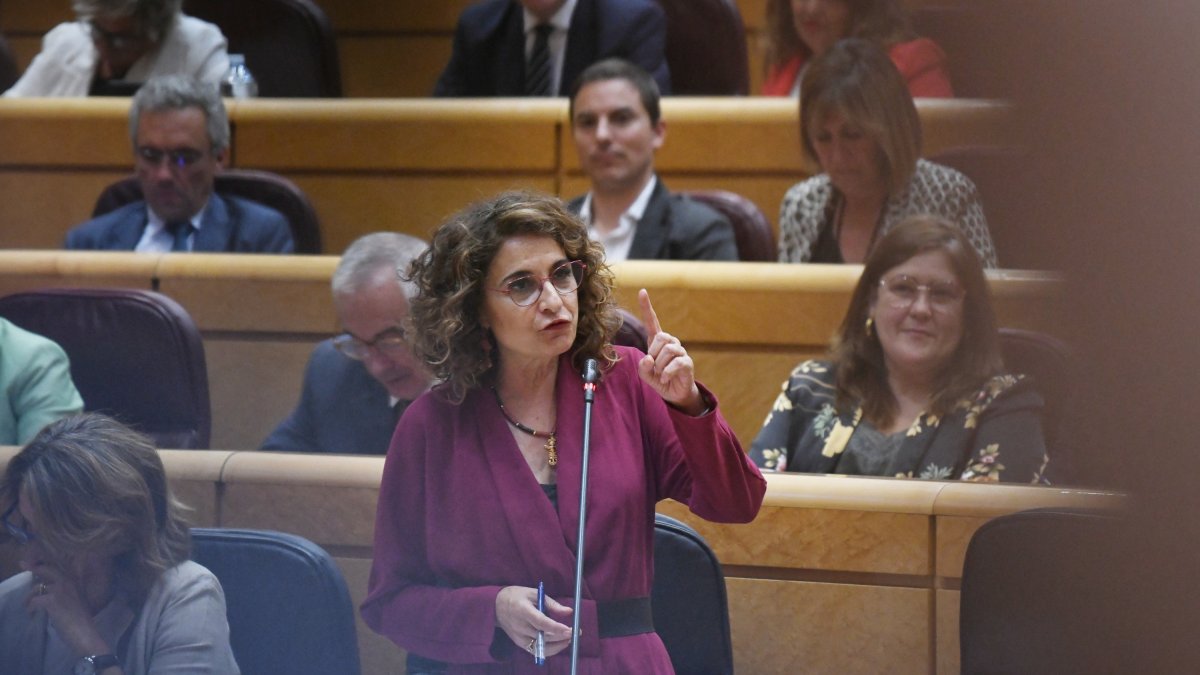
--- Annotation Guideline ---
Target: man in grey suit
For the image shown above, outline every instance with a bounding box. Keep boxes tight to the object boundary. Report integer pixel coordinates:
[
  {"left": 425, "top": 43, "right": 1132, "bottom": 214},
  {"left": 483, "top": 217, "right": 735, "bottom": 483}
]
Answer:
[
  {"left": 566, "top": 59, "right": 737, "bottom": 262},
  {"left": 261, "top": 232, "right": 433, "bottom": 455},
  {"left": 65, "top": 75, "right": 293, "bottom": 253}
]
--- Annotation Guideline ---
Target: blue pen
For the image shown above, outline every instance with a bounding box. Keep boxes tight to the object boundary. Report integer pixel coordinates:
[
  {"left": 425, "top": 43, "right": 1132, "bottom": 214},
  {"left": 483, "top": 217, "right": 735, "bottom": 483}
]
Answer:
[{"left": 535, "top": 582, "right": 546, "bottom": 665}]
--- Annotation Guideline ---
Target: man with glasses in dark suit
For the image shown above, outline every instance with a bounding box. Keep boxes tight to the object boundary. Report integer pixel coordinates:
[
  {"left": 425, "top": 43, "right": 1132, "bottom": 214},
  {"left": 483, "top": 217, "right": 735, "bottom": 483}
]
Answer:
[
  {"left": 64, "top": 75, "right": 292, "bottom": 253},
  {"left": 261, "top": 232, "right": 434, "bottom": 455}
]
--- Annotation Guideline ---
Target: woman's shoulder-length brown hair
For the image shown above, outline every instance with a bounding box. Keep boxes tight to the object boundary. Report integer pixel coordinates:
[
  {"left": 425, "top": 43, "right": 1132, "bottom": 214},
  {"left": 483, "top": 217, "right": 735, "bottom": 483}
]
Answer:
[
  {"left": 764, "top": 0, "right": 917, "bottom": 72},
  {"left": 830, "top": 215, "right": 1002, "bottom": 425},
  {"left": 0, "top": 413, "right": 193, "bottom": 604},
  {"left": 404, "top": 191, "right": 620, "bottom": 403},
  {"left": 800, "top": 37, "right": 922, "bottom": 193}
]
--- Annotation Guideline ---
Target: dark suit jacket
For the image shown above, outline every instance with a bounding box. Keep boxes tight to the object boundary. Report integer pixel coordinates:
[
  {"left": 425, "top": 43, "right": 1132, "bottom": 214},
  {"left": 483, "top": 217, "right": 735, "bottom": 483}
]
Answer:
[
  {"left": 261, "top": 340, "right": 400, "bottom": 455},
  {"left": 569, "top": 179, "right": 739, "bottom": 261},
  {"left": 433, "top": 0, "right": 670, "bottom": 97},
  {"left": 64, "top": 193, "right": 294, "bottom": 253}
]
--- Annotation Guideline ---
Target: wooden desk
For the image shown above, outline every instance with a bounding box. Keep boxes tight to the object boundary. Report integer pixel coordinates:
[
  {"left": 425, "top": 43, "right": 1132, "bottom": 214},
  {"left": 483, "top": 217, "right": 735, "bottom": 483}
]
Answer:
[
  {"left": 0, "top": 97, "right": 1016, "bottom": 255},
  {"left": 0, "top": 252, "right": 1065, "bottom": 453},
  {"left": 0, "top": 445, "right": 1120, "bottom": 675}
]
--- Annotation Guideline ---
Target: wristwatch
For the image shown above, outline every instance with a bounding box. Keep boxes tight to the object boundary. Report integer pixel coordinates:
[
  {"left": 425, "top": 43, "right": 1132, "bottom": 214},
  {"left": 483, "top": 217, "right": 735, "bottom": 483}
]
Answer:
[{"left": 74, "top": 654, "right": 120, "bottom": 675}]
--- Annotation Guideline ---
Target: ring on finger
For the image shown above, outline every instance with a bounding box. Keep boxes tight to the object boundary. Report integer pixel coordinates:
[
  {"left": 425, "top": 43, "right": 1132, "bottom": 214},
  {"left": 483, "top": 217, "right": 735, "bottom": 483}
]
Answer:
[
  {"left": 526, "top": 637, "right": 536, "bottom": 652},
  {"left": 36, "top": 583, "right": 47, "bottom": 596}
]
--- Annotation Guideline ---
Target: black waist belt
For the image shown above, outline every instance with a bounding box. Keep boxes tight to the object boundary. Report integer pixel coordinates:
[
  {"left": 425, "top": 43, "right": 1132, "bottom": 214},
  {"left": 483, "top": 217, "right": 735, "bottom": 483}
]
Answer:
[{"left": 596, "top": 596, "right": 654, "bottom": 638}]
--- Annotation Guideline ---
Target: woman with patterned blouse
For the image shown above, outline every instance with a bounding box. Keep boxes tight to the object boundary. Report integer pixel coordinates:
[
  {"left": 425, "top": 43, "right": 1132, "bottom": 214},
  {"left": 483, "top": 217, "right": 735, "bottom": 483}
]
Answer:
[
  {"left": 751, "top": 215, "right": 1047, "bottom": 482},
  {"left": 777, "top": 38, "right": 997, "bottom": 267}
]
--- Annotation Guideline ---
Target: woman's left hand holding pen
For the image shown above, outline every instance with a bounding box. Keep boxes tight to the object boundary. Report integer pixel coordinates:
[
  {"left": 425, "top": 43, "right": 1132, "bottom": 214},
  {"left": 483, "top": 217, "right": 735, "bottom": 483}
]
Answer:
[{"left": 496, "top": 586, "right": 574, "bottom": 659}]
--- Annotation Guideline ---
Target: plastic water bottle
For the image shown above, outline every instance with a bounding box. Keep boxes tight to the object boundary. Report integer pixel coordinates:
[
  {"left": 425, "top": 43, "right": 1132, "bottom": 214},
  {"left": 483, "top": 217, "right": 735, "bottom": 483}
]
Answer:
[{"left": 222, "top": 54, "right": 259, "bottom": 98}]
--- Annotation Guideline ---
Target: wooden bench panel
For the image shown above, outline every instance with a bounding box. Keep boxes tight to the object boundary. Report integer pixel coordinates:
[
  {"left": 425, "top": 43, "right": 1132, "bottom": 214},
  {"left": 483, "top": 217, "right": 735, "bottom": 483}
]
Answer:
[
  {"left": 0, "top": 252, "right": 1065, "bottom": 451},
  {"left": 287, "top": 174, "right": 558, "bottom": 253},
  {"left": 0, "top": 447, "right": 1121, "bottom": 675},
  {"left": 154, "top": 253, "right": 338, "bottom": 333},
  {"left": 337, "top": 35, "right": 452, "bottom": 99},
  {"left": 204, "top": 339, "right": 314, "bottom": 452},
  {"left": 159, "top": 449, "right": 232, "bottom": 527},
  {"left": 217, "top": 451, "right": 382, "bottom": 547},
  {"left": 660, "top": 499, "right": 932, "bottom": 575},
  {"left": 228, "top": 98, "right": 563, "bottom": 171},
  {"left": 0, "top": 171, "right": 129, "bottom": 247},
  {"left": 0, "top": 98, "right": 1016, "bottom": 255},
  {"left": 0, "top": 251, "right": 157, "bottom": 296},
  {"left": 729, "top": 577, "right": 931, "bottom": 674},
  {"left": 0, "top": 99, "right": 130, "bottom": 166}
]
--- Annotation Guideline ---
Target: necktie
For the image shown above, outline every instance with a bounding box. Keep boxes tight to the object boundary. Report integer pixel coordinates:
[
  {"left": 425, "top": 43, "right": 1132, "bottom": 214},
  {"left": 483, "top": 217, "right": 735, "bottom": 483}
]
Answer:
[
  {"left": 525, "top": 24, "right": 554, "bottom": 96},
  {"left": 167, "top": 221, "right": 194, "bottom": 252}
]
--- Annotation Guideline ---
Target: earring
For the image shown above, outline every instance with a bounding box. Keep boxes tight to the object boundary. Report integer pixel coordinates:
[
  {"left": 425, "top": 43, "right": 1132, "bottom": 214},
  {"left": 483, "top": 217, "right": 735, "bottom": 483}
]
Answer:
[{"left": 865, "top": 317, "right": 874, "bottom": 338}]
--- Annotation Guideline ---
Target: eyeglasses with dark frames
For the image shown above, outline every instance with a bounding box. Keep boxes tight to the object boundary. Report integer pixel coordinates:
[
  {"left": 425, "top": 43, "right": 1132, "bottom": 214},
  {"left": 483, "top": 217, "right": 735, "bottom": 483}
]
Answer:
[
  {"left": 136, "top": 147, "right": 207, "bottom": 170},
  {"left": 490, "top": 260, "right": 586, "bottom": 307},
  {"left": 2, "top": 502, "right": 35, "bottom": 545},
  {"left": 88, "top": 21, "right": 149, "bottom": 51},
  {"left": 332, "top": 327, "right": 410, "bottom": 361}
]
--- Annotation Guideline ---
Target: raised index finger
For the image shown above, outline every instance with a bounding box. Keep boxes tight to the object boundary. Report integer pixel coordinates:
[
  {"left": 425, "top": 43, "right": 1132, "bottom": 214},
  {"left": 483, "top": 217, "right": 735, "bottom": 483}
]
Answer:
[{"left": 638, "top": 288, "right": 663, "bottom": 336}]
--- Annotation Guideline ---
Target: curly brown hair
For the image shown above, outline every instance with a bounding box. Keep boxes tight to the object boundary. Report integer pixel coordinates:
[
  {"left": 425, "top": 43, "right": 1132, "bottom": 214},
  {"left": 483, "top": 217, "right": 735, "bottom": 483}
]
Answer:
[
  {"left": 404, "top": 191, "right": 621, "bottom": 403},
  {"left": 830, "top": 214, "right": 1001, "bottom": 426},
  {"left": 763, "top": 0, "right": 916, "bottom": 74}
]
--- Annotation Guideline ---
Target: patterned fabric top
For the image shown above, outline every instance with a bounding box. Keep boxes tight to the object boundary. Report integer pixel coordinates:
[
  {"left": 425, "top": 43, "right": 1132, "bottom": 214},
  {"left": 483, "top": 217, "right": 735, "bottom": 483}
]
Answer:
[
  {"left": 749, "top": 360, "right": 1049, "bottom": 483},
  {"left": 777, "top": 159, "right": 999, "bottom": 268}
]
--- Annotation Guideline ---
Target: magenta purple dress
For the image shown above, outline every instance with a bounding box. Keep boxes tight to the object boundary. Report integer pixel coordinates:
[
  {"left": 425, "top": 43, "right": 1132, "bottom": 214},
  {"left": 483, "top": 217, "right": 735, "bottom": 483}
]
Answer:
[{"left": 361, "top": 346, "right": 765, "bottom": 673}]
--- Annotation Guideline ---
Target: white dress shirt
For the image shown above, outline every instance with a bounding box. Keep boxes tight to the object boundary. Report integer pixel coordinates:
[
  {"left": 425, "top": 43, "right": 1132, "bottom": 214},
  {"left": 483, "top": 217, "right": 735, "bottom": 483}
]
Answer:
[
  {"left": 135, "top": 200, "right": 210, "bottom": 253},
  {"left": 579, "top": 175, "right": 658, "bottom": 262}
]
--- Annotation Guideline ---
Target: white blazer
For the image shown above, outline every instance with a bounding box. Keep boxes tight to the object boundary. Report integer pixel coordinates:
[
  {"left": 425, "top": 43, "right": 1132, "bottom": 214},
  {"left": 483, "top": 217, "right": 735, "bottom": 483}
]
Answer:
[{"left": 4, "top": 15, "right": 229, "bottom": 97}]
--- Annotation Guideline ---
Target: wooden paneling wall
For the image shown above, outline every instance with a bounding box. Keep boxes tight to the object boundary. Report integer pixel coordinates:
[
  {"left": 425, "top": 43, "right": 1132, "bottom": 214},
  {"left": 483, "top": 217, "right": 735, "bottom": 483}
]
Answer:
[
  {"left": 0, "top": 252, "right": 1064, "bottom": 453},
  {"left": 0, "top": 446, "right": 1121, "bottom": 675},
  {"left": 0, "top": 97, "right": 1016, "bottom": 255}
]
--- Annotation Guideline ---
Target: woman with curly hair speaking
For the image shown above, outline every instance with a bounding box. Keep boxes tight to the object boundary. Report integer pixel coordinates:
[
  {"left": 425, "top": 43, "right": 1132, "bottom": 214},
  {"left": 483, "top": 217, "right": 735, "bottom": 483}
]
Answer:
[{"left": 361, "top": 191, "right": 764, "bottom": 673}]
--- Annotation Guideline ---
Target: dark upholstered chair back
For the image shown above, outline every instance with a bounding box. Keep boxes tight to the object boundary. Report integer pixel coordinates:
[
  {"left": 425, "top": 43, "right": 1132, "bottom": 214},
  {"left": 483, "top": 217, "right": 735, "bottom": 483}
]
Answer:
[
  {"left": 183, "top": 0, "right": 342, "bottom": 97},
  {"left": 615, "top": 308, "right": 649, "bottom": 352},
  {"left": 0, "top": 33, "right": 18, "bottom": 92},
  {"left": 191, "top": 528, "right": 361, "bottom": 675},
  {"left": 652, "top": 514, "right": 733, "bottom": 675},
  {"left": 0, "top": 288, "right": 211, "bottom": 449},
  {"left": 93, "top": 169, "right": 322, "bottom": 253},
  {"left": 960, "top": 508, "right": 1128, "bottom": 674},
  {"left": 652, "top": 0, "right": 749, "bottom": 95},
  {"left": 680, "top": 189, "right": 776, "bottom": 261},
  {"left": 998, "top": 327, "right": 1073, "bottom": 478}
]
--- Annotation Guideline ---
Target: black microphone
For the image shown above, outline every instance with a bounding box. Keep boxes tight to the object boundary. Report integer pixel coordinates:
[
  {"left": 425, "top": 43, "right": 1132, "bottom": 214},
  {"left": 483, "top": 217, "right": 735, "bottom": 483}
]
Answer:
[
  {"left": 571, "top": 358, "right": 600, "bottom": 674},
  {"left": 583, "top": 358, "right": 599, "bottom": 403}
]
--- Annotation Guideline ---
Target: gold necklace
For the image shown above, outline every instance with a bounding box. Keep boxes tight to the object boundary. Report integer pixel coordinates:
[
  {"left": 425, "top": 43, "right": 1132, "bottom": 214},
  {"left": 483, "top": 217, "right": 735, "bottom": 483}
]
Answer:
[{"left": 491, "top": 386, "right": 557, "bottom": 466}]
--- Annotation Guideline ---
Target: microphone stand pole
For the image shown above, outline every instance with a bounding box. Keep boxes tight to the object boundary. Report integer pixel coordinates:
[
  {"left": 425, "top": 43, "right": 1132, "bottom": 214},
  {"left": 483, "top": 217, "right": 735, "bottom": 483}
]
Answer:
[{"left": 569, "top": 359, "right": 599, "bottom": 675}]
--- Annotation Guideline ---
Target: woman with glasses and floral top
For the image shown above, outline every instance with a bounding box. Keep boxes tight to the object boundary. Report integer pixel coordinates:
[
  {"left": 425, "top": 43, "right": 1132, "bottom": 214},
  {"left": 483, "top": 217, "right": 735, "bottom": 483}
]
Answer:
[
  {"left": 360, "top": 191, "right": 765, "bottom": 674},
  {"left": 0, "top": 413, "right": 238, "bottom": 674},
  {"left": 5, "top": 0, "right": 228, "bottom": 97},
  {"left": 752, "top": 215, "right": 1048, "bottom": 483}
]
